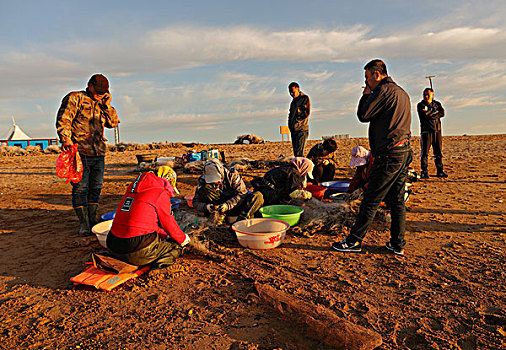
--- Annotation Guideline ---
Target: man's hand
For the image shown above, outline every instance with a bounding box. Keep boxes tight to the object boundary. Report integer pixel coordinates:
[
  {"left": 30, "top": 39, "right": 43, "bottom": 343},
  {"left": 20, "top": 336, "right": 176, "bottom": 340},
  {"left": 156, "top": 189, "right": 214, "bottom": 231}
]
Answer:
[
  {"left": 62, "top": 140, "right": 73, "bottom": 151},
  {"left": 101, "top": 93, "right": 112, "bottom": 106},
  {"left": 322, "top": 159, "right": 330, "bottom": 166},
  {"left": 205, "top": 204, "right": 215, "bottom": 213}
]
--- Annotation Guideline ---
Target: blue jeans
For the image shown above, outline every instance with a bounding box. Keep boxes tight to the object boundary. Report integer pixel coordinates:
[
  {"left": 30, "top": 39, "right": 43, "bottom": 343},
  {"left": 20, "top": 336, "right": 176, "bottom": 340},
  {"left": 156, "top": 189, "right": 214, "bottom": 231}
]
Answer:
[
  {"left": 291, "top": 130, "right": 308, "bottom": 157},
  {"left": 71, "top": 156, "right": 105, "bottom": 207},
  {"left": 347, "top": 144, "right": 413, "bottom": 249}
]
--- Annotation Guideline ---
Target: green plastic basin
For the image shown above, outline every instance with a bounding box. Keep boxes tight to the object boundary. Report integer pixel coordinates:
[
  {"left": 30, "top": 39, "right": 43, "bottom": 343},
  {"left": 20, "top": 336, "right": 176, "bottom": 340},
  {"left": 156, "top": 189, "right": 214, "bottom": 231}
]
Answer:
[{"left": 258, "top": 205, "right": 304, "bottom": 226}]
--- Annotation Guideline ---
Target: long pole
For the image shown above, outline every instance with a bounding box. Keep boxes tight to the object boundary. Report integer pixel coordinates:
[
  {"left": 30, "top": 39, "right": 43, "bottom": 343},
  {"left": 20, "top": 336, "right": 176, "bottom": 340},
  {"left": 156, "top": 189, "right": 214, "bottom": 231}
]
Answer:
[
  {"left": 425, "top": 75, "right": 435, "bottom": 90},
  {"left": 114, "top": 126, "right": 120, "bottom": 145}
]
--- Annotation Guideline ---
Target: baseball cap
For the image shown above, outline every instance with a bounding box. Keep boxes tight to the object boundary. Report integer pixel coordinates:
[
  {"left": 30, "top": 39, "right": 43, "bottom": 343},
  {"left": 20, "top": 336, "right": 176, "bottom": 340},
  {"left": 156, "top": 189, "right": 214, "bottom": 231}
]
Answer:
[{"left": 88, "top": 74, "right": 109, "bottom": 94}]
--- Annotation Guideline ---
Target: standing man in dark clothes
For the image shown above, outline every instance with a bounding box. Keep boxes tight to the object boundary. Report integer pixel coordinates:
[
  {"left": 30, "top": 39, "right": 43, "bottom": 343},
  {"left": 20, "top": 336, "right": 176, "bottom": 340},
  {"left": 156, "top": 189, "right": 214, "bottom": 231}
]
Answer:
[
  {"left": 417, "top": 88, "right": 447, "bottom": 179},
  {"left": 332, "top": 59, "right": 413, "bottom": 255},
  {"left": 288, "top": 82, "right": 311, "bottom": 157},
  {"left": 56, "top": 74, "right": 119, "bottom": 235}
]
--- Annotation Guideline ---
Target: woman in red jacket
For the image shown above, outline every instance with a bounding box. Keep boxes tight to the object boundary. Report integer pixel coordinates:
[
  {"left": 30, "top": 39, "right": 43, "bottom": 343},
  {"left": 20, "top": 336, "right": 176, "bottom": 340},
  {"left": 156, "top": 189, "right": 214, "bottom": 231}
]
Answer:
[
  {"left": 347, "top": 146, "right": 374, "bottom": 195},
  {"left": 107, "top": 169, "right": 190, "bottom": 268}
]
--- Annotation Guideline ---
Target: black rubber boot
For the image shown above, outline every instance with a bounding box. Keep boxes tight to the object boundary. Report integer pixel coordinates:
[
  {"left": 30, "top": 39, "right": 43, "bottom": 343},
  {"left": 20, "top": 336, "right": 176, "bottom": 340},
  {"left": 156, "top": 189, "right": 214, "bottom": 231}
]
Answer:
[
  {"left": 74, "top": 206, "right": 91, "bottom": 235},
  {"left": 88, "top": 203, "right": 99, "bottom": 228}
]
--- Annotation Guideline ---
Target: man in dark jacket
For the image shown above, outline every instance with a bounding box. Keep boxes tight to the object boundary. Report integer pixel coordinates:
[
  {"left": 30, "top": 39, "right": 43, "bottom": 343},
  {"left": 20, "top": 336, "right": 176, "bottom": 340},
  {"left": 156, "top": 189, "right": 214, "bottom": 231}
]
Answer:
[
  {"left": 107, "top": 171, "right": 190, "bottom": 268},
  {"left": 193, "top": 159, "right": 264, "bottom": 223},
  {"left": 288, "top": 82, "right": 311, "bottom": 157},
  {"left": 332, "top": 59, "right": 413, "bottom": 255},
  {"left": 56, "top": 74, "right": 119, "bottom": 235},
  {"left": 306, "top": 138, "right": 338, "bottom": 184},
  {"left": 417, "top": 88, "right": 447, "bottom": 178}
]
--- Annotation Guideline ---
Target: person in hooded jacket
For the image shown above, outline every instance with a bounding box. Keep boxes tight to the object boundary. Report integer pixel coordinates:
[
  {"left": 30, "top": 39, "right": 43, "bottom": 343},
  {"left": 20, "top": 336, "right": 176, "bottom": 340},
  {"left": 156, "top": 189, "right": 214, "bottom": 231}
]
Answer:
[
  {"left": 251, "top": 157, "right": 314, "bottom": 206},
  {"left": 107, "top": 169, "right": 190, "bottom": 268},
  {"left": 193, "top": 158, "right": 264, "bottom": 223}
]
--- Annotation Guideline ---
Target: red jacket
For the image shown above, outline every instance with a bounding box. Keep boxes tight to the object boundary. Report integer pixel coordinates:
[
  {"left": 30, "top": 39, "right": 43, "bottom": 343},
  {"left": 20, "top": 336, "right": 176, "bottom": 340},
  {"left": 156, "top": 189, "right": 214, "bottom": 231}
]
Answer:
[
  {"left": 347, "top": 156, "right": 374, "bottom": 194},
  {"left": 110, "top": 172, "right": 186, "bottom": 244}
]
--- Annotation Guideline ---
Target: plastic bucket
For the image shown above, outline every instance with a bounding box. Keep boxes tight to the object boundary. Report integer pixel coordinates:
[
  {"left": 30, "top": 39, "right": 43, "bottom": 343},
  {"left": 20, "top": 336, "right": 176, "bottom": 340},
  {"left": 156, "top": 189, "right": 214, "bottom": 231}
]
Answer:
[
  {"left": 100, "top": 210, "right": 116, "bottom": 221},
  {"left": 259, "top": 205, "right": 303, "bottom": 226},
  {"left": 304, "top": 184, "right": 327, "bottom": 200},
  {"left": 170, "top": 198, "right": 181, "bottom": 209},
  {"left": 231, "top": 218, "right": 290, "bottom": 249},
  {"left": 184, "top": 193, "right": 195, "bottom": 208},
  {"left": 321, "top": 181, "right": 350, "bottom": 193},
  {"left": 91, "top": 220, "right": 113, "bottom": 248}
]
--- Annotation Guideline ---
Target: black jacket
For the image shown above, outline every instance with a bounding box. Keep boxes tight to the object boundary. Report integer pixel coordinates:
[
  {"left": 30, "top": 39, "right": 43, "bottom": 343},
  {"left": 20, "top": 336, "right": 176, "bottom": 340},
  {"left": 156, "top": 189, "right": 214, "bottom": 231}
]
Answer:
[
  {"left": 288, "top": 92, "right": 311, "bottom": 132},
  {"left": 357, "top": 77, "right": 411, "bottom": 156},
  {"left": 417, "top": 100, "right": 444, "bottom": 133},
  {"left": 252, "top": 164, "right": 304, "bottom": 204}
]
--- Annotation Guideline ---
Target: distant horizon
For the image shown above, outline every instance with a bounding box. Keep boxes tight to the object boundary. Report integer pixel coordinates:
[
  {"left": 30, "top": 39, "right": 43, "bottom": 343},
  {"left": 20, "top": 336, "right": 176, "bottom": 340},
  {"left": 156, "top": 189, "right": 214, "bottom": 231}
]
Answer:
[{"left": 1, "top": 1, "right": 505, "bottom": 143}]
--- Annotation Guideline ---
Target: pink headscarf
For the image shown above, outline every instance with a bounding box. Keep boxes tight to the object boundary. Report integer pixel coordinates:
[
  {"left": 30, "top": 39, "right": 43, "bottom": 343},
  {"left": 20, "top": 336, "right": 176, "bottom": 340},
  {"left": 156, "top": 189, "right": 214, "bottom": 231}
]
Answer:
[
  {"left": 291, "top": 157, "right": 314, "bottom": 178},
  {"left": 350, "top": 146, "right": 371, "bottom": 167}
]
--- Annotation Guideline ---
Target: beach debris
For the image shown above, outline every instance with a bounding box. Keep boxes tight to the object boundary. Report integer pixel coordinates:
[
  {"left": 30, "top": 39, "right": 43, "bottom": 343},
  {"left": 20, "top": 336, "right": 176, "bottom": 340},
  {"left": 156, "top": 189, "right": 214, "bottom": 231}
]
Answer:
[
  {"left": 234, "top": 134, "right": 265, "bottom": 144},
  {"left": 295, "top": 198, "right": 354, "bottom": 233},
  {"left": 255, "top": 283, "right": 382, "bottom": 350},
  {"left": 44, "top": 145, "right": 61, "bottom": 154},
  {"left": 0, "top": 145, "right": 26, "bottom": 156}
]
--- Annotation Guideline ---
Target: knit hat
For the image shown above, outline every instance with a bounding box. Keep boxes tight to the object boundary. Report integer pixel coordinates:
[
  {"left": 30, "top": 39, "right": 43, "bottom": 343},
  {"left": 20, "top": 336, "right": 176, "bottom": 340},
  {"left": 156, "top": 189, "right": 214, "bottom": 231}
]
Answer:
[
  {"left": 350, "top": 146, "right": 371, "bottom": 167},
  {"left": 157, "top": 166, "right": 179, "bottom": 194},
  {"left": 290, "top": 157, "right": 314, "bottom": 179}
]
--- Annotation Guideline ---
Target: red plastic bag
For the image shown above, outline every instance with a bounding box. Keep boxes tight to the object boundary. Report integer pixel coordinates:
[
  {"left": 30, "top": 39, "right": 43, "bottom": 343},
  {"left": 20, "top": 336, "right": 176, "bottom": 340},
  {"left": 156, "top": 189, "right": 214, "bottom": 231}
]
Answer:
[{"left": 56, "top": 144, "right": 83, "bottom": 184}]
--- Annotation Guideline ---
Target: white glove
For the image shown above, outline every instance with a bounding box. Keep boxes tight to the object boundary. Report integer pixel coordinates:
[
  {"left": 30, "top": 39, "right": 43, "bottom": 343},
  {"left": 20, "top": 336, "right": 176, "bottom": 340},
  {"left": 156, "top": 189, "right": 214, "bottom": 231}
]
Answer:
[{"left": 180, "top": 234, "right": 191, "bottom": 247}]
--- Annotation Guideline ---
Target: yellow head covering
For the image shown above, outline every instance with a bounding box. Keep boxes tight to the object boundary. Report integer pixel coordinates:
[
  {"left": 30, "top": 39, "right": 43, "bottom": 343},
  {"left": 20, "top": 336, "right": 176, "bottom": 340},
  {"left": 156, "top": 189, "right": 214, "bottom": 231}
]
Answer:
[{"left": 156, "top": 166, "right": 179, "bottom": 194}]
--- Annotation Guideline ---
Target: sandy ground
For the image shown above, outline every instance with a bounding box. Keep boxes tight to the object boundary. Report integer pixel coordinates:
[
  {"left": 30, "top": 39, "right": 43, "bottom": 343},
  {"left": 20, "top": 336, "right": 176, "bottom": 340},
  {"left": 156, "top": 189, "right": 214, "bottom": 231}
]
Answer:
[{"left": 0, "top": 134, "right": 505, "bottom": 349}]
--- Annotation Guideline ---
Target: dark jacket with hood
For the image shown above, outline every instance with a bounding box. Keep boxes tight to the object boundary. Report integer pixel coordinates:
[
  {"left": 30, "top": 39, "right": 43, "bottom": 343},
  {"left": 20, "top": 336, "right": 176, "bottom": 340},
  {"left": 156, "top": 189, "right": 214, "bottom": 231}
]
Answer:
[
  {"left": 417, "top": 99, "right": 445, "bottom": 133},
  {"left": 108, "top": 172, "right": 186, "bottom": 254},
  {"left": 357, "top": 77, "right": 411, "bottom": 157},
  {"left": 288, "top": 92, "right": 311, "bottom": 132}
]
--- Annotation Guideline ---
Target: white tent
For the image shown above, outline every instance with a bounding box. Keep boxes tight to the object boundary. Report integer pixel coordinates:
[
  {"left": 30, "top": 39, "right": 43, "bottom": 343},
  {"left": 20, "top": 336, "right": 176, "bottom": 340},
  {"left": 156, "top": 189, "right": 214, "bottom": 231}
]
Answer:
[{"left": 6, "top": 117, "right": 31, "bottom": 140}]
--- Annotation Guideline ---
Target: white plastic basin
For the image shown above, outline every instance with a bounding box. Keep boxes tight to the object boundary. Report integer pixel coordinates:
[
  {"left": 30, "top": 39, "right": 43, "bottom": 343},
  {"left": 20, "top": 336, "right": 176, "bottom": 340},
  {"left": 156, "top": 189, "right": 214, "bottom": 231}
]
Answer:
[
  {"left": 91, "top": 220, "right": 113, "bottom": 248},
  {"left": 231, "top": 218, "right": 290, "bottom": 250}
]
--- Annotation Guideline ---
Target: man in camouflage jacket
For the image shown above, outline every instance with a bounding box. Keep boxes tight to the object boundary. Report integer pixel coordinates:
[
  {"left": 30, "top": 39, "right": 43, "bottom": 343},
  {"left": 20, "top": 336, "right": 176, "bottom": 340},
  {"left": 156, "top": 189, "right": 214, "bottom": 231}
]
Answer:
[{"left": 56, "top": 74, "right": 119, "bottom": 235}]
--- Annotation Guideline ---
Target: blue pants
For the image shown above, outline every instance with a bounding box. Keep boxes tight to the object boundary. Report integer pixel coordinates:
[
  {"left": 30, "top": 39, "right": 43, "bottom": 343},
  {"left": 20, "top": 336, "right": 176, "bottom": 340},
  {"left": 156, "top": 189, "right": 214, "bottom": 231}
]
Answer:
[
  {"left": 291, "top": 130, "right": 308, "bottom": 157},
  {"left": 347, "top": 144, "right": 413, "bottom": 249},
  {"left": 71, "top": 156, "right": 105, "bottom": 207}
]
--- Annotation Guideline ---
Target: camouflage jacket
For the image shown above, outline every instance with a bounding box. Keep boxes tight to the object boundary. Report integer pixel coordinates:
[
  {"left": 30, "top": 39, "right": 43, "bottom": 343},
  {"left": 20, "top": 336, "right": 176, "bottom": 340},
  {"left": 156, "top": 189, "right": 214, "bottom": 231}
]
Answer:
[{"left": 56, "top": 89, "right": 119, "bottom": 156}]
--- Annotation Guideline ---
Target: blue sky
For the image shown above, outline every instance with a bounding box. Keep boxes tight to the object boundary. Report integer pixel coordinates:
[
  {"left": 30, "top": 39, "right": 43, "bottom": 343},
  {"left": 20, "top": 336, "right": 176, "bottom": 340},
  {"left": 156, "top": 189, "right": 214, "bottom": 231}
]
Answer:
[{"left": 1, "top": 0, "right": 505, "bottom": 144}]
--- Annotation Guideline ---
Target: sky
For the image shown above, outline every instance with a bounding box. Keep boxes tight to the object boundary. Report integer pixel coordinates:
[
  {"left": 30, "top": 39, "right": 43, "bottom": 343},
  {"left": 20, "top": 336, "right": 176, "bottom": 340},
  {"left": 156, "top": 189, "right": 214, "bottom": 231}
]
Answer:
[{"left": 1, "top": 0, "right": 505, "bottom": 144}]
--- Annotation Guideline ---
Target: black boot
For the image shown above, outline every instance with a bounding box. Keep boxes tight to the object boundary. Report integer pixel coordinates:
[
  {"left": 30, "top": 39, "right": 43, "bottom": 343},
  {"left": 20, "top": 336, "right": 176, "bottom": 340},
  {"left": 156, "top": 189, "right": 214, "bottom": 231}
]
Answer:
[
  {"left": 88, "top": 203, "right": 99, "bottom": 228},
  {"left": 74, "top": 206, "right": 91, "bottom": 235}
]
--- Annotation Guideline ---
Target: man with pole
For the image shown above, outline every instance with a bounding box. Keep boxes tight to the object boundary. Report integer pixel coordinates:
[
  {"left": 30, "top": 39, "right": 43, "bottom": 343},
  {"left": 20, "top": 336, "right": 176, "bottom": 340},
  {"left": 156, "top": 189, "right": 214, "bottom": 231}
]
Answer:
[{"left": 417, "top": 76, "right": 447, "bottom": 179}]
